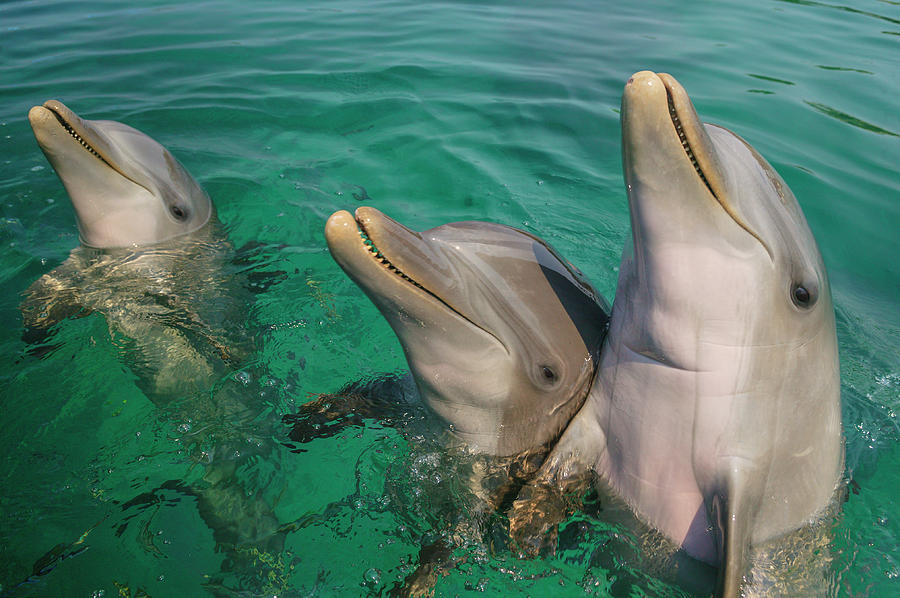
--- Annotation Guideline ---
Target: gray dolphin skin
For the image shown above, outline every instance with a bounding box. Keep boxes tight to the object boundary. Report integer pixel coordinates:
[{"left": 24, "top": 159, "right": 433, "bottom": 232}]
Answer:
[
  {"left": 539, "top": 71, "right": 844, "bottom": 595},
  {"left": 28, "top": 100, "right": 213, "bottom": 248},
  {"left": 324, "top": 207, "right": 610, "bottom": 458}
]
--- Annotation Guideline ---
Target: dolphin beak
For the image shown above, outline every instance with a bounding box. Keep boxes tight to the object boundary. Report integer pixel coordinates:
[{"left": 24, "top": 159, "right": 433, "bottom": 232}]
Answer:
[
  {"left": 623, "top": 71, "right": 728, "bottom": 203},
  {"left": 28, "top": 100, "right": 134, "bottom": 185},
  {"left": 623, "top": 71, "right": 769, "bottom": 255},
  {"left": 324, "top": 207, "right": 481, "bottom": 330}
]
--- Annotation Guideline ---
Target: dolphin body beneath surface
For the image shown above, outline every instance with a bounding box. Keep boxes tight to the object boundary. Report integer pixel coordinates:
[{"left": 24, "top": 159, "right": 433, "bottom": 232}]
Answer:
[
  {"left": 21, "top": 102, "right": 284, "bottom": 587},
  {"left": 323, "top": 72, "right": 844, "bottom": 596}
]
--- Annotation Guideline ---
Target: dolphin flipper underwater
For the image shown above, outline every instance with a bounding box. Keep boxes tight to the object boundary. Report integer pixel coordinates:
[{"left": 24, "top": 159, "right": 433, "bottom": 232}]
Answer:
[
  {"left": 318, "top": 72, "right": 844, "bottom": 597},
  {"left": 21, "top": 101, "right": 287, "bottom": 592}
]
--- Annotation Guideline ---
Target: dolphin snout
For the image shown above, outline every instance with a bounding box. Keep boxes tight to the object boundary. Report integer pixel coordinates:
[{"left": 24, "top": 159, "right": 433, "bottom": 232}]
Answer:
[
  {"left": 28, "top": 105, "right": 52, "bottom": 128},
  {"left": 625, "top": 70, "right": 660, "bottom": 91}
]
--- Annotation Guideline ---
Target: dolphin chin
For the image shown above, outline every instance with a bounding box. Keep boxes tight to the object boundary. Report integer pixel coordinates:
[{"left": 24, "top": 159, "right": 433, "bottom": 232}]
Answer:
[
  {"left": 326, "top": 207, "right": 609, "bottom": 457},
  {"left": 570, "top": 71, "right": 843, "bottom": 596},
  {"left": 28, "top": 100, "right": 213, "bottom": 248}
]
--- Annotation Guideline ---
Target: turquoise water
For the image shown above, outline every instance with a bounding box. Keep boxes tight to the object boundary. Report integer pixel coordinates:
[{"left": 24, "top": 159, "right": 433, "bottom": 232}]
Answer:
[{"left": 1, "top": 0, "right": 898, "bottom": 595}]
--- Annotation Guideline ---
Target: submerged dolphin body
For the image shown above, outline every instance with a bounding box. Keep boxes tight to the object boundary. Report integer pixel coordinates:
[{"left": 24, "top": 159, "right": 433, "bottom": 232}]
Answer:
[
  {"left": 539, "top": 72, "right": 844, "bottom": 595},
  {"left": 22, "top": 102, "right": 284, "bottom": 587},
  {"left": 324, "top": 207, "right": 610, "bottom": 459}
]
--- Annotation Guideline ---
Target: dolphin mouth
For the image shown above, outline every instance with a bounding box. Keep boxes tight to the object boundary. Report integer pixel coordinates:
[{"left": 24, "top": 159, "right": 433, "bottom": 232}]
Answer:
[
  {"left": 663, "top": 83, "right": 717, "bottom": 201},
  {"left": 351, "top": 212, "right": 486, "bottom": 332},
  {"left": 654, "top": 73, "right": 772, "bottom": 257},
  {"left": 354, "top": 215, "right": 431, "bottom": 292},
  {"left": 326, "top": 208, "right": 503, "bottom": 349},
  {"left": 45, "top": 105, "right": 112, "bottom": 167},
  {"left": 32, "top": 101, "right": 149, "bottom": 193}
]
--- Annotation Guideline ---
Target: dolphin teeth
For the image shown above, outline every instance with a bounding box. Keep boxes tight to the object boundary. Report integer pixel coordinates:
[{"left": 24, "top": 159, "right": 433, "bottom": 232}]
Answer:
[
  {"left": 666, "top": 88, "right": 716, "bottom": 199},
  {"left": 51, "top": 113, "right": 111, "bottom": 167},
  {"left": 355, "top": 218, "right": 431, "bottom": 292}
]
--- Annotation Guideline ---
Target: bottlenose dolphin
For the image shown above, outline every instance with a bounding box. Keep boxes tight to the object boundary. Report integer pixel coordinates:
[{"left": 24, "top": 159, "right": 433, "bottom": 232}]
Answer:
[
  {"left": 22, "top": 102, "right": 284, "bottom": 589},
  {"left": 322, "top": 206, "right": 610, "bottom": 594},
  {"left": 324, "top": 207, "right": 610, "bottom": 458},
  {"left": 534, "top": 71, "right": 844, "bottom": 595}
]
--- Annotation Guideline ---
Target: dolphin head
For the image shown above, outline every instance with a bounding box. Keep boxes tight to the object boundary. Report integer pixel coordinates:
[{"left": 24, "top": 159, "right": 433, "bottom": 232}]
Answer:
[
  {"left": 620, "top": 71, "right": 832, "bottom": 352},
  {"left": 28, "top": 100, "right": 213, "bottom": 248},
  {"left": 326, "top": 207, "right": 609, "bottom": 456},
  {"left": 612, "top": 71, "right": 842, "bottom": 587}
]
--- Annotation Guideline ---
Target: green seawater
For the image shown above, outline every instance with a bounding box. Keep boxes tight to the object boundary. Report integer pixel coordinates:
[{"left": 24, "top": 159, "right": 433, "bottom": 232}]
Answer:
[{"left": 1, "top": 0, "right": 898, "bottom": 595}]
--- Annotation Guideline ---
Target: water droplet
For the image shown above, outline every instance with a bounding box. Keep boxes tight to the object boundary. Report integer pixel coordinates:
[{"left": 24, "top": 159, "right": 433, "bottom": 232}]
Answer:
[{"left": 363, "top": 568, "right": 382, "bottom": 586}]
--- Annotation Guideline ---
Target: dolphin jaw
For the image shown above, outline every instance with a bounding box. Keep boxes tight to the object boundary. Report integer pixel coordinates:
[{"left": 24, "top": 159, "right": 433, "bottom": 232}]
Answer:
[
  {"left": 354, "top": 215, "right": 430, "bottom": 293},
  {"left": 629, "top": 72, "right": 773, "bottom": 259},
  {"left": 45, "top": 105, "right": 110, "bottom": 166},
  {"left": 326, "top": 209, "right": 501, "bottom": 347},
  {"left": 34, "top": 101, "right": 151, "bottom": 196},
  {"left": 664, "top": 84, "right": 716, "bottom": 200}
]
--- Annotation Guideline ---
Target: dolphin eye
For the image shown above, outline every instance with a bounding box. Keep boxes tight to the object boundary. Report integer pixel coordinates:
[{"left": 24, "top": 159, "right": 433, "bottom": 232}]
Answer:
[
  {"left": 540, "top": 366, "right": 558, "bottom": 383},
  {"left": 792, "top": 284, "right": 815, "bottom": 308},
  {"left": 170, "top": 205, "right": 187, "bottom": 220}
]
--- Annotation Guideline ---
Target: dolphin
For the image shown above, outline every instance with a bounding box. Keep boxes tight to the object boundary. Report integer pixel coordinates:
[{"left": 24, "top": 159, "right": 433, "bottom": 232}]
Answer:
[
  {"left": 534, "top": 71, "right": 844, "bottom": 595},
  {"left": 324, "top": 206, "right": 610, "bottom": 459},
  {"left": 322, "top": 206, "right": 611, "bottom": 594},
  {"left": 21, "top": 102, "right": 285, "bottom": 588}
]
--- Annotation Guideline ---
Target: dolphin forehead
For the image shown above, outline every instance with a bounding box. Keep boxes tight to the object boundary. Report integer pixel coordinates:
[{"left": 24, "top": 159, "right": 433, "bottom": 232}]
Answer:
[{"left": 421, "top": 220, "right": 610, "bottom": 350}]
